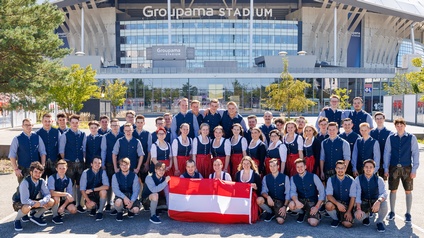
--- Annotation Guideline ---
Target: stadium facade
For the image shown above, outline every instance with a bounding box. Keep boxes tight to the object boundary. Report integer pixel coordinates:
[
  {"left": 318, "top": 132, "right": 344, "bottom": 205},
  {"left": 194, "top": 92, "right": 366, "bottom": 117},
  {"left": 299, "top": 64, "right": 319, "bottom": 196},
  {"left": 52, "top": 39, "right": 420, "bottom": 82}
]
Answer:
[{"left": 54, "top": 0, "right": 424, "bottom": 114}]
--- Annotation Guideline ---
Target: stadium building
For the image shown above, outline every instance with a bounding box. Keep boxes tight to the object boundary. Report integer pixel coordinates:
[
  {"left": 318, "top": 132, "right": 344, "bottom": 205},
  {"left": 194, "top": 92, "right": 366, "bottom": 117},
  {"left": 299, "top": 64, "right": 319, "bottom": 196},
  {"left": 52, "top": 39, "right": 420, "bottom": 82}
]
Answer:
[{"left": 53, "top": 0, "right": 424, "bottom": 114}]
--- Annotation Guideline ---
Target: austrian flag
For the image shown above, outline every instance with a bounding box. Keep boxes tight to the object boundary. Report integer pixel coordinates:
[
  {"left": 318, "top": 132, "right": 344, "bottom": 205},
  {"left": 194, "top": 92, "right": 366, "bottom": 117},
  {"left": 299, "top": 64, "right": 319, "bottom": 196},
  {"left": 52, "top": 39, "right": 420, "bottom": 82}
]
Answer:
[{"left": 168, "top": 177, "right": 253, "bottom": 224}]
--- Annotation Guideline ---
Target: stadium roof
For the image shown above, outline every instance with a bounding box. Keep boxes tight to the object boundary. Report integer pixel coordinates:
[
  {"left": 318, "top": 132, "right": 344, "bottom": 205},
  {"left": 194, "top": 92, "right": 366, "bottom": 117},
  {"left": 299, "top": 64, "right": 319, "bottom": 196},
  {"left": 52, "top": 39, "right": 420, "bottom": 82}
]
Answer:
[{"left": 51, "top": 0, "right": 424, "bottom": 22}]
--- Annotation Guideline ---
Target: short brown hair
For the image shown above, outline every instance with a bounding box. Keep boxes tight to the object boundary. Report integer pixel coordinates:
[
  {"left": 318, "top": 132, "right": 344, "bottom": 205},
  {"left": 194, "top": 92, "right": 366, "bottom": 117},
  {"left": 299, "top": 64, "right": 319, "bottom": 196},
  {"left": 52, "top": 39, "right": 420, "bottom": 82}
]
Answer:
[
  {"left": 56, "top": 159, "right": 68, "bottom": 168},
  {"left": 99, "top": 115, "right": 110, "bottom": 121},
  {"left": 342, "top": 118, "right": 352, "bottom": 123},
  {"left": 119, "top": 158, "right": 130, "bottom": 165},
  {"left": 394, "top": 117, "right": 406, "bottom": 126},
  {"left": 57, "top": 112, "right": 67, "bottom": 119},
  {"left": 136, "top": 115, "right": 145, "bottom": 121},
  {"left": 126, "top": 111, "right": 135, "bottom": 117},
  {"left": 42, "top": 113, "right": 52, "bottom": 119},
  {"left": 30, "top": 161, "right": 44, "bottom": 172},
  {"left": 155, "top": 162, "right": 165, "bottom": 170},
  {"left": 111, "top": 118, "right": 119, "bottom": 124},
  {"left": 328, "top": 122, "right": 339, "bottom": 128},
  {"left": 155, "top": 116, "right": 164, "bottom": 124},
  {"left": 191, "top": 100, "right": 200, "bottom": 106},
  {"left": 294, "top": 158, "right": 305, "bottom": 165},
  {"left": 330, "top": 95, "right": 340, "bottom": 100},
  {"left": 88, "top": 120, "right": 100, "bottom": 127},
  {"left": 123, "top": 122, "right": 134, "bottom": 129},
  {"left": 274, "top": 117, "right": 285, "bottom": 125},
  {"left": 359, "top": 122, "right": 370, "bottom": 129},
  {"left": 178, "top": 98, "right": 188, "bottom": 105},
  {"left": 210, "top": 99, "right": 219, "bottom": 104},
  {"left": 247, "top": 115, "right": 257, "bottom": 121},
  {"left": 318, "top": 117, "right": 329, "bottom": 124},
  {"left": 22, "top": 118, "right": 32, "bottom": 125},
  {"left": 353, "top": 97, "right": 363, "bottom": 103},
  {"left": 69, "top": 114, "right": 80, "bottom": 121},
  {"left": 363, "top": 159, "right": 375, "bottom": 167},
  {"left": 374, "top": 112, "right": 385, "bottom": 119}
]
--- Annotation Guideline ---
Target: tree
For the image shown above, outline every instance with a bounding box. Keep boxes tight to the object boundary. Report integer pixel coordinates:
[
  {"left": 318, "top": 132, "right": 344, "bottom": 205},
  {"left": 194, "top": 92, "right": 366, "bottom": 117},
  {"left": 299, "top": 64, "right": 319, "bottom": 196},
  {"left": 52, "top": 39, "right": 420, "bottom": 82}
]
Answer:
[
  {"left": 0, "top": 0, "right": 69, "bottom": 110},
  {"left": 333, "top": 88, "right": 352, "bottom": 109},
  {"left": 383, "top": 73, "right": 418, "bottom": 95},
  {"left": 406, "top": 57, "right": 424, "bottom": 95},
  {"left": 264, "top": 58, "right": 315, "bottom": 118},
  {"left": 49, "top": 64, "right": 99, "bottom": 115},
  {"left": 181, "top": 82, "right": 198, "bottom": 99},
  {"left": 103, "top": 79, "right": 128, "bottom": 117}
]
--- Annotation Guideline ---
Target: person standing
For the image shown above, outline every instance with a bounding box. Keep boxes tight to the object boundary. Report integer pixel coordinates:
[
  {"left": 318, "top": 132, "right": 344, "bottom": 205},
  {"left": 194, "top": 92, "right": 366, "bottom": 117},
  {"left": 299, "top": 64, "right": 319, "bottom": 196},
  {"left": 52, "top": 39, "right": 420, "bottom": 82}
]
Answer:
[
  {"left": 192, "top": 123, "right": 212, "bottom": 177},
  {"left": 315, "top": 95, "right": 343, "bottom": 130},
  {"left": 112, "top": 123, "right": 145, "bottom": 175},
  {"left": 119, "top": 111, "right": 136, "bottom": 133},
  {"left": 36, "top": 113, "right": 60, "bottom": 178},
  {"left": 283, "top": 121, "right": 304, "bottom": 177},
  {"left": 171, "top": 98, "right": 199, "bottom": 141},
  {"left": 56, "top": 113, "right": 69, "bottom": 134},
  {"left": 303, "top": 125, "right": 321, "bottom": 175},
  {"left": 13, "top": 162, "right": 54, "bottom": 231},
  {"left": 201, "top": 99, "right": 222, "bottom": 139},
  {"left": 265, "top": 129, "right": 287, "bottom": 174},
  {"left": 9, "top": 118, "right": 47, "bottom": 183},
  {"left": 354, "top": 159, "right": 388, "bottom": 232},
  {"left": 370, "top": 112, "right": 392, "bottom": 178},
  {"left": 211, "top": 126, "right": 231, "bottom": 173},
  {"left": 133, "top": 115, "right": 152, "bottom": 182},
  {"left": 100, "top": 118, "right": 124, "bottom": 212},
  {"left": 220, "top": 101, "right": 247, "bottom": 139},
  {"left": 190, "top": 100, "right": 204, "bottom": 127},
  {"left": 339, "top": 118, "right": 360, "bottom": 176},
  {"left": 295, "top": 116, "right": 306, "bottom": 137},
  {"left": 59, "top": 114, "right": 86, "bottom": 213},
  {"left": 352, "top": 123, "right": 380, "bottom": 177},
  {"left": 230, "top": 123, "right": 248, "bottom": 178},
  {"left": 172, "top": 123, "right": 193, "bottom": 176},
  {"left": 85, "top": 121, "right": 102, "bottom": 169},
  {"left": 320, "top": 122, "right": 350, "bottom": 182},
  {"left": 246, "top": 127, "right": 267, "bottom": 175},
  {"left": 150, "top": 127, "right": 173, "bottom": 176},
  {"left": 383, "top": 118, "right": 419, "bottom": 223},
  {"left": 259, "top": 111, "right": 276, "bottom": 146},
  {"left": 151, "top": 116, "right": 171, "bottom": 144},
  {"left": 346, "top": 97, "right": 374, "bottom": 134},
  {"left": 245, "top": 115, "right": 258, "bottom": 144},
  {"left": 98, "top": 115, "right": 111, "bottom": 135}
]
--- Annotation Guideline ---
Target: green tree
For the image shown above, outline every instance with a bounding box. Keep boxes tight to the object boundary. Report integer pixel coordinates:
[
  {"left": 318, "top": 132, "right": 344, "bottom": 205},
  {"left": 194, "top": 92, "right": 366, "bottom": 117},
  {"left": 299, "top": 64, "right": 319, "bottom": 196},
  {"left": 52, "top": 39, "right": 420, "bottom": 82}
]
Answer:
[
  {"left": 103, "top": 79, "right": 128, "bottom": 117},
  {"left": 0, "top": 0, "right": 69, "bottom": 110},
  {"left": 264, "top": 59, "right": 315, "bottom": 118},
  {"left": 49, "top": 64, "right": 99, "bottom": 115},
  {"left": 333, "top": 88, "right": 352, "bottom": 109},
  {"left": 384, "top": 73, "right": 418, "bottom": 95},
  {"left": 181, "top": 82, "right": 198, "bottom": 99},
  {"left": 406, "top": 57, "right": 424, "bottom": 94}
]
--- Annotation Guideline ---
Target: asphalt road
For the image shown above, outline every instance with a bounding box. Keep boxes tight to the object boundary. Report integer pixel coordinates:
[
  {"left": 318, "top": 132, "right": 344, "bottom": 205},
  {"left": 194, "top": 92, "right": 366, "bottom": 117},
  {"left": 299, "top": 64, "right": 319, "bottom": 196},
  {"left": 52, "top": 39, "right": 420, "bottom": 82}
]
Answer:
[{"left": 0, "top": 117, "right": 423, "bottom": 237}]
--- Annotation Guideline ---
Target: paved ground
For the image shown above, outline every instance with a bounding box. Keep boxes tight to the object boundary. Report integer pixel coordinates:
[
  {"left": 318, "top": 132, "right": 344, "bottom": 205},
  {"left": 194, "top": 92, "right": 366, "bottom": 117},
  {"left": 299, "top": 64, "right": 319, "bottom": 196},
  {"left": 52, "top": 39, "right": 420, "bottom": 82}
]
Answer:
[{"left": 0, "top": 117, "right": 423, "bottom": 238}]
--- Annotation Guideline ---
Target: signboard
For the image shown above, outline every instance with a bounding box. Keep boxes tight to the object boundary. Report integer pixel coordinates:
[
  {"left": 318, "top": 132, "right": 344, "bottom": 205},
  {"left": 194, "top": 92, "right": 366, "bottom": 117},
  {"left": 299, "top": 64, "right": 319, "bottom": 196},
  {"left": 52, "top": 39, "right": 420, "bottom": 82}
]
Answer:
[
  {"left": 365, "top": 83, "right": 372, "bottom": 93},
  {"left": 150, "top": 46, "right": 186, "bottom": 60}
]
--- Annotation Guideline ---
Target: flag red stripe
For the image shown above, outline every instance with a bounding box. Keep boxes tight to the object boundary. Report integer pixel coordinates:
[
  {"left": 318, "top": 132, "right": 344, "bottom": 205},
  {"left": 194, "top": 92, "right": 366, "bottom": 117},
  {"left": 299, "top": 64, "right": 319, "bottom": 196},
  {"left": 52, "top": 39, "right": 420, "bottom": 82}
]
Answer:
[
  {"left": 168, "top": 210, "right": 251, "bottom": 224},
  {"left": 169, "top": 176, "right": 251, "bottom": 198}
]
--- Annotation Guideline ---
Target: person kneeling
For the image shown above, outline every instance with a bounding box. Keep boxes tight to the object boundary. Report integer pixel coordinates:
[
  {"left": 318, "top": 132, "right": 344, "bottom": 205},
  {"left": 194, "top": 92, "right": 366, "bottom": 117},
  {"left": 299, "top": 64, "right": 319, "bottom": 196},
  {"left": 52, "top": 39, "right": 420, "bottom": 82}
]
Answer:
[
  {"left": 354, "top": 159, "right": 388, "bottom": 233},
  {"left": 13, "top": 162, "right": 54, "bottom": 231},
  {"left": 112, "top": 158, "right": 141, "bottom": 221},
  {"left": 142, "top": 162, "right": 171, "bottom": 224},
  {"left": 289, "top": 159, "right": 325, "bottom": 227},
  {"left": 180, "top": 159, "right": 203, "bottom": 179},
  {"left": 80, "top": 157, "right": 110, "bottom": 221},
  {"left": 325, "top": 160, "right": 356, "bottom": 228},
  {"left": 48, "top": 160, "right": 77, "bottom": 225},
  {"left": 257, "top": 159, "right": 290, "bottom": 224}
]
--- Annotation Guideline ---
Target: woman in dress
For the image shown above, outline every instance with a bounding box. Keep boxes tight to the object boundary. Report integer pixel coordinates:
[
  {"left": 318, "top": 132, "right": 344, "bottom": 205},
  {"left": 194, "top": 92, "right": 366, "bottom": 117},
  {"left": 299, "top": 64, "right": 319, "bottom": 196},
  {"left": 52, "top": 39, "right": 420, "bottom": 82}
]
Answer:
[
  {"left": 150, "top": 127, "right": 173, "bottom": 176},
  {"left": 265, "top": 129, "right": 287, "bottom": 174},
  {"left": 209, "top": 158, "right": 232, "bottom": 181},
  {"left": 283, "top": 121, "right": 304, "bottom": 177},
  {"left": 230, "top": 123, "right": 247, "bottom": 179},
  {"left": 303, "top": 124, "right": 321, "bottom": 176},
  {"left": 172, "top": 123, "right": 192, "bottom": 176},
  {"left": 211, "top": 126, "right": 231, "bottom": 173},
  {"left": 235, "top": 156, "right": 262, "bottom": 222},
  {"left": 192, "top": 123, "right": 212, "bottom": 177},
  {"left": 246, "top": 127, "right": 267, "bottom": 176}
]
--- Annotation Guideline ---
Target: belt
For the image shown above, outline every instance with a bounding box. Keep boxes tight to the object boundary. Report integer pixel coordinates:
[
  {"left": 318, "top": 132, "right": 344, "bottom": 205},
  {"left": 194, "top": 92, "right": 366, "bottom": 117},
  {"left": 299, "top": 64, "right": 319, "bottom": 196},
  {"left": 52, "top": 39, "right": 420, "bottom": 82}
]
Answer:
[{"left": 396, "top": 164, "right": 402, "bottom": 168}]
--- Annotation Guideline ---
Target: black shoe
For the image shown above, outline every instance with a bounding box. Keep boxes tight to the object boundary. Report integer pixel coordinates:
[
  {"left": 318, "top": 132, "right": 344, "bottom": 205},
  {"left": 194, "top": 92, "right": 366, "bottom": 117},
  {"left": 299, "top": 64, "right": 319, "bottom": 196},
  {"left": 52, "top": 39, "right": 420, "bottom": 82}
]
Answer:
[
  {"left": 127, "top": 211, "right": 134, "bottom": 218},
  {"left": 405, "top": 213, "right": 412, "bottom": 223},
  {"left": 77, "top": 205, "right": 86, "bottom": 214},
  {"left": 14, "top": 220, "right": 23, "bottom": 231},
  {"left": 30, "top": 216, "right": 47, "bottom": 226},
  {"left": 110, "top": 209, "right": 118, "bottom": 216},
  {"left": 21, "top": 215, "right": 30, "bottom": 223},
  {"left": 89, "top": 209, "right": 96, "bottom": 217},
  {"left": 264, "top": 212, "right": 275, "bottom": 222},
  {"left": 363, "top": 217, "right": 370, "bottom": 226},
  {"left": 30, "top": 210, "right": 36, "bottom": 217},
  {"left": 52, "top": 215, "right": 63, "bottom": 225},
  {"left": 105, "top": 204, "right": 111, "bottom": 212},
  {"left": 376, "top": 222, "right": 385, "bottom": 232},
  {"left": 387, "top": 211, "right": 395, "bottom": 220},
  {"left": 290, "top": 211, "right": 299, "bottom": 216},
  {"left": 323, "top": 211, "right": 330, "bottom": 217},
  {"left": 331, "top": 219, "right": 340, "bottom": 228},
  {"left": 297, "top": 213, "right": 305, "bottom": 223},
  {"left": 143, "top": 205, "right": 150, "bottom": 212},
  {"left": 149, "top": 215, "right": 161, "bottom": 224},
  {"left": 95, "top": 213, "right": 103, "bottom": 221},
  {"left": 116, "top": 212, "right": 123, "bottom": 222}
]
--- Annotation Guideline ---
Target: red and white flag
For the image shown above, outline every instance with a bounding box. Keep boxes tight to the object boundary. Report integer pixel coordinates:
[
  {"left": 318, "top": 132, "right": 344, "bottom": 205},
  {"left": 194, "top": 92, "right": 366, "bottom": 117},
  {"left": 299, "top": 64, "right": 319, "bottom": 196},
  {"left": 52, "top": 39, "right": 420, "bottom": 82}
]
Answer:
[{"left": 168, "top": 177, "right": 253, "bottom": 224}]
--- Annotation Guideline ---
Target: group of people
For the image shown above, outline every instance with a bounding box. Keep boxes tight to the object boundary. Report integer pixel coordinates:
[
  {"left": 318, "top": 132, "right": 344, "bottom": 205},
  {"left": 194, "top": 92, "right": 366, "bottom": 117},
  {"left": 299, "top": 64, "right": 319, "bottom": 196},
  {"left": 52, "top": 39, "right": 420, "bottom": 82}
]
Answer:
[{"left": 9, "top": 96, "right": 419, "bottom": 234}]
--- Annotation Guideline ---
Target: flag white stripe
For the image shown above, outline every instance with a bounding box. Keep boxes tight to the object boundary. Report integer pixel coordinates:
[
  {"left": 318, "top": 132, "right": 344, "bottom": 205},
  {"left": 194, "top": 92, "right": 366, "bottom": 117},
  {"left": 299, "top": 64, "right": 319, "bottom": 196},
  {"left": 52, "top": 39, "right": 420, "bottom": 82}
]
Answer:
[{"left": 169, "top": 193, "right": 250, "bottom": 215}]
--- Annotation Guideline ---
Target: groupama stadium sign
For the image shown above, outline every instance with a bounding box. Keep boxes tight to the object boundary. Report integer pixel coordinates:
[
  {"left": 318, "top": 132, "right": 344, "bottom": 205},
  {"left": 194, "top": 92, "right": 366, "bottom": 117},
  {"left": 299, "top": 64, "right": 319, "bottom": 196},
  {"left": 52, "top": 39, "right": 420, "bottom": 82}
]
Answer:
[{"left": 143, "top": 6, "right": 273, "bottom": 19}]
